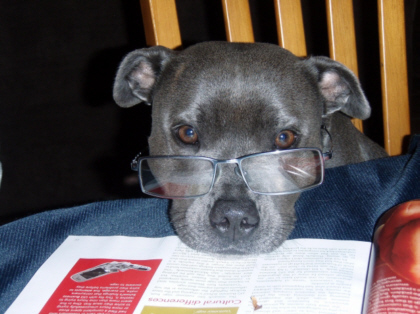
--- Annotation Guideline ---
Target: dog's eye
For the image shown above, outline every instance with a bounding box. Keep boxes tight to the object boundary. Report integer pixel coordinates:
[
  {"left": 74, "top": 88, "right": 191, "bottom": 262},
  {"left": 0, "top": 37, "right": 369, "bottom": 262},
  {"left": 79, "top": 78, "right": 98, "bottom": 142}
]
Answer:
[
  {"left": 275, "top": 130, "right": 296, "bottom": 149},
  {"left": 178, "top": 125, "right": 198, "bottom": 144}
]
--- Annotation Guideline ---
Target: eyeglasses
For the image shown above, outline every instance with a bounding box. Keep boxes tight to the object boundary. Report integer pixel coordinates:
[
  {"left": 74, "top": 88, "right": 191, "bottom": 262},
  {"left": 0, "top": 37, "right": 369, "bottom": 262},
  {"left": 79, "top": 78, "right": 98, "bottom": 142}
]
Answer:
[{"left": 131, "top": 148, "right": 332, "bottom": 199}]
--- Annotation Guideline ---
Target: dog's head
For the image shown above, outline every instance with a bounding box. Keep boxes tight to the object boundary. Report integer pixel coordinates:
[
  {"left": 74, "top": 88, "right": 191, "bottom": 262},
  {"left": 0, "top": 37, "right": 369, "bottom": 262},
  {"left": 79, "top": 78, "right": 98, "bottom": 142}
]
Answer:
[{"left": 113, "top": 42, "right": 370, "bottom": 254}]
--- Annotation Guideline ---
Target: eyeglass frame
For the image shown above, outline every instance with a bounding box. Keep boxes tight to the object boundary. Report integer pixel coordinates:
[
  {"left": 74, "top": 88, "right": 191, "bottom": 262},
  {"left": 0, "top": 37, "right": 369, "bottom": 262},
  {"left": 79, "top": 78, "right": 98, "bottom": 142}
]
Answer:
[
  {"left": 131, "top": 149, "right": 332, "bottom": 199},
  {"left": 131, "top": 125, "right": 333, "bottom": 199}
]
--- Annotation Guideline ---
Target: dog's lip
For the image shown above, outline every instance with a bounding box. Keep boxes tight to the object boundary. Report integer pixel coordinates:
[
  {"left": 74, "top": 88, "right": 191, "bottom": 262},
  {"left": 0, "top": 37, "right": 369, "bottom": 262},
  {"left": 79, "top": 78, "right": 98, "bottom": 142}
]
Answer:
[{"left": 212, "top": 245, "right": 254, "bottom": 255}]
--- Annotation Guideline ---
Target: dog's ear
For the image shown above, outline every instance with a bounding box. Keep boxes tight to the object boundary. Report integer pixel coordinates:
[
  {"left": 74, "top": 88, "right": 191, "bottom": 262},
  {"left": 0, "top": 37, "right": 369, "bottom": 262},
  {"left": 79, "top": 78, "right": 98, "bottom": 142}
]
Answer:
[
  {"left": 113, "top": 46, "right": 175, "bottom": 107},
  {"left": 304, "top": 56, "right": 371, "bottom": 120}
]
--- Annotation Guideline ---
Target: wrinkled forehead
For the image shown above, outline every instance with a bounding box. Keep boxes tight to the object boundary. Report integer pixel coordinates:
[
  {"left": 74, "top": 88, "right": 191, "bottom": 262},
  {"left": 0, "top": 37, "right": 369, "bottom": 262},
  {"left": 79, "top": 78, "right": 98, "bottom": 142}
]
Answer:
[
  {"left": 182, "top": 79, "right": 294, "bottom": 132},
  {"left": 154, "top": 54, "right": 322, "bottom": 125}
]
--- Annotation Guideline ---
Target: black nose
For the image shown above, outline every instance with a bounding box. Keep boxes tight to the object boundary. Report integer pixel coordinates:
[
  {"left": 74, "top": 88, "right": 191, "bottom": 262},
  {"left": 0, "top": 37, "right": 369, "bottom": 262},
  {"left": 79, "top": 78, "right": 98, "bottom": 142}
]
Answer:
[{"left": 209, "top": 200, "right": 260, "bottom": 241}]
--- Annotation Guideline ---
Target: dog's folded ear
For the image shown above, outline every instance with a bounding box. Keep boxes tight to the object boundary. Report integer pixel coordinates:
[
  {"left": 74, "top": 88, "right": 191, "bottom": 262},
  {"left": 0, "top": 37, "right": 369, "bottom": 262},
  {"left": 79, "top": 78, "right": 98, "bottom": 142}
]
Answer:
[
  {"left": 113, "top": 46, "right": 175, "bottom": 107},
  {"left": 304, "top": 56, "right": 371, "bottom": 120}
]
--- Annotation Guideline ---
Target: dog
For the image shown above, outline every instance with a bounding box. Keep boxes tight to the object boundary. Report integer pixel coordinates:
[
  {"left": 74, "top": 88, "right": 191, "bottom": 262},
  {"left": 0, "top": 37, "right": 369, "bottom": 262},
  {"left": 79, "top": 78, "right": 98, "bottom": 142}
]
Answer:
[{"left": 113, "top": 42, "right": 387, "bottom": 255}]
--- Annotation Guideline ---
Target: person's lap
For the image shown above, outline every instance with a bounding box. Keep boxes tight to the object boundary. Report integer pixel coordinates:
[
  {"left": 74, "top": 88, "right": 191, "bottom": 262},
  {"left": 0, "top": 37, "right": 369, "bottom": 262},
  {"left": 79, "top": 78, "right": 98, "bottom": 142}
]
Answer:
[{"left": 1, "top": 136, "right": 420, "bottom": 313}]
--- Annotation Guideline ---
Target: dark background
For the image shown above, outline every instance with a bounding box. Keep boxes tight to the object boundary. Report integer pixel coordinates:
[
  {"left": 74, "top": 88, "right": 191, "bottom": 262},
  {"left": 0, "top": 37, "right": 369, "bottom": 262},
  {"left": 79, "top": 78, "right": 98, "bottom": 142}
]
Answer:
[{"left": 0, "top": 0, "right": 419, "bottom": 225}]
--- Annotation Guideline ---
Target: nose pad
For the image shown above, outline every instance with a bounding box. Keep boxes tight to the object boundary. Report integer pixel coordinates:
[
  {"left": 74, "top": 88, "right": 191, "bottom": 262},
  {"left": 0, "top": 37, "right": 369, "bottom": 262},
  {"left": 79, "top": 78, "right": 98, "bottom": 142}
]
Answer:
[
  {"left": 215, "top": 166, "right": 221, "bottom": 183},
  {"left": 234, "top": 166, "right": 242, "bottom": 178},
  {"left": 214, "top": 164, "right": 245, "bottom": 186}
]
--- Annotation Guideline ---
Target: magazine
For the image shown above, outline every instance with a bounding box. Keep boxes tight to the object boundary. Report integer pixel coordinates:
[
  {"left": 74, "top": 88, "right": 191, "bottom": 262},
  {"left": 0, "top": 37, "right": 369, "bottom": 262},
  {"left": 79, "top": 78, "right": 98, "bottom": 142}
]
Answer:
[
  {"left": 363, "top": 200, "right": 420, "bottom": 313},
  {"left": 5, "top": 200, "right": 420, "bottom": 314}
]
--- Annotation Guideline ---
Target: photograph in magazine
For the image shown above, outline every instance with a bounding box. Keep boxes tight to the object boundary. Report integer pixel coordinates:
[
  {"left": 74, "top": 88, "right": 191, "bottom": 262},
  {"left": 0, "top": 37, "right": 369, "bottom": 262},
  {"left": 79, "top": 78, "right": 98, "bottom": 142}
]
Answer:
[
  {"left": 40, "top": 258, "right": 160, "bottom": 313},
  {"left": 364, "top": 200, "right": 420, "bottom": 313}
]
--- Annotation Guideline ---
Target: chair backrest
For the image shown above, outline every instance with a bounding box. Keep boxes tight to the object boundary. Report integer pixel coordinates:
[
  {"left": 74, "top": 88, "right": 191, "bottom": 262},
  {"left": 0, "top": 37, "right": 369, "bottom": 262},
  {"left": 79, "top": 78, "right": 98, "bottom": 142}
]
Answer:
[{"left": 139, "top": 0, "right": 410, "bottom": 156}]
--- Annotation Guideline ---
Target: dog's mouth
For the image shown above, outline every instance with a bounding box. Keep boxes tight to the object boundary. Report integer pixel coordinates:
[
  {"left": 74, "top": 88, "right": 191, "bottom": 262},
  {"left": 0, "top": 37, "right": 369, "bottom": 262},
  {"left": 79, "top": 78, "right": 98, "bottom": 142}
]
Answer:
[
  {"left": 193, "top": 235, "right": 290, "bottom": 255},
  {"left": 176, "top": 219, "right": 294, "bottom": 255},
  {"left": 211, "top": 246, "right": 255, "bottom": 255},
  {"left": 210, "top": 243, "right": 266, "bottom": 255},
  {"left": 188, "top": 218, "right": 294, "bottom": 255}
]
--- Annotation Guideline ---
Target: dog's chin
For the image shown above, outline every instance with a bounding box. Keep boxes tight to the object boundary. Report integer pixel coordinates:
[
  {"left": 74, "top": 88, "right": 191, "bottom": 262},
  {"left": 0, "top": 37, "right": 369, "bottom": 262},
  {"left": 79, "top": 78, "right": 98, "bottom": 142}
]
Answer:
[
  {"left": 178, "top": 230, "right": 294, "bottom": 255},
  {"left": 200, "top": 239, "right": 290, "bottom": 255},
  {"left": 170, "top": 196, "right": 297, "bottom": 255}
]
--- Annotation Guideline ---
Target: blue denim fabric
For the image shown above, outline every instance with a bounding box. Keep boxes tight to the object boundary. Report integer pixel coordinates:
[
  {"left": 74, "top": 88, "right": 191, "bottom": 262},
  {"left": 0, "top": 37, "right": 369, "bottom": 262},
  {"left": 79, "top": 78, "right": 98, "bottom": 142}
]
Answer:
[{"left": 1, "top": 135, "right": 420, "bottom": 312}]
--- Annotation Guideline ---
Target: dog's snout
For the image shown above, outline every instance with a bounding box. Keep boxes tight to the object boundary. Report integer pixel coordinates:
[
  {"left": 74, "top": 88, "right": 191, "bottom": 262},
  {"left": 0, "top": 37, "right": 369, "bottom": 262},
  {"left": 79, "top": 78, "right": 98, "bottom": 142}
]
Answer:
[{"left": 209, "top": 200, "right": 259, "bottom": 241}]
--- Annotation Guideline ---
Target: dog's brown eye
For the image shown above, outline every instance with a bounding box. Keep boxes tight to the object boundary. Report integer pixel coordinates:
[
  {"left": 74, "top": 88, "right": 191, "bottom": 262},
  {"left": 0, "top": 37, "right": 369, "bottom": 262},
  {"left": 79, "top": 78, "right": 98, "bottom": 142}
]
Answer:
[
  {"left": 275, "top": 130, "right": 296, "bottom": 149},
  {"left": 178, "top": 125, "right": 198, "bottom": 144}
]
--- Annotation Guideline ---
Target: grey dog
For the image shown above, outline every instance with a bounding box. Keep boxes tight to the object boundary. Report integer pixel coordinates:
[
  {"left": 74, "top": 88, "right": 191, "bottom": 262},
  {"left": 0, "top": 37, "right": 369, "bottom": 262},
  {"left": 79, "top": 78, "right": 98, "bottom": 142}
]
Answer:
[{"left": 113, "top": 42, "right": 387, "bottom": 254}]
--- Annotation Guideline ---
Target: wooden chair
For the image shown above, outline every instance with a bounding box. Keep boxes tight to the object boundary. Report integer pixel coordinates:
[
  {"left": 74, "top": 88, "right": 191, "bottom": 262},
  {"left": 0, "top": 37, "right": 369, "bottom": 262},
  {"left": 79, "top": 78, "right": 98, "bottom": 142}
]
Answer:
[{"left": 139, "top": 0, "right": 410, "bottom": 156}]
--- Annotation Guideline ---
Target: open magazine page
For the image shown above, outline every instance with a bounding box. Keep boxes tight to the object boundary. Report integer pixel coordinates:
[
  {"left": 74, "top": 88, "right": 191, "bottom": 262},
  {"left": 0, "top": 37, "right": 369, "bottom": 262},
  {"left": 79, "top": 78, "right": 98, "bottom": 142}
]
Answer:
[
  {"left": 249, "top": 239, "right": 370, "bottom": 313},
  {"left": 137, "top": 239, "right": 371, "bottom": 314},
  {"left": 5, "top": 236, "right": 179, "bottom": 314},
  {"left": 136, "top": 241, "right": 259, "bottom": 314},
  {"left": 364, "top": 200, "right": 420, "bottom": 313},
  {"left": 6, "top": 236, "right": 371, "bottom": 314}
]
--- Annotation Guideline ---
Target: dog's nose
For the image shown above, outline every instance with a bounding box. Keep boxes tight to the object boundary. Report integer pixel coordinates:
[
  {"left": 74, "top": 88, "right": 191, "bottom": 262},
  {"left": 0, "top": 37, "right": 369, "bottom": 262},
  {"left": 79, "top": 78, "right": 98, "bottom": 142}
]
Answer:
[{"left": 209, "top": 200, "right": 259, "bottom": 241}]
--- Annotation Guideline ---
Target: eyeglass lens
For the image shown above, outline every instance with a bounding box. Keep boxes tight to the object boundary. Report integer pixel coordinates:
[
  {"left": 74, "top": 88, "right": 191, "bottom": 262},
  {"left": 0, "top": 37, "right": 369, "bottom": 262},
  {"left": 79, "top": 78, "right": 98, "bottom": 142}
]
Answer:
[
  {"left": 240, "top": 150, "right": 322, "bottom": 194},
  {"left": 139, "top": 150, "right": 322, "bottom": 198},
  {"left": 140, "top": 158, "right": 214, "bottom": 197}
]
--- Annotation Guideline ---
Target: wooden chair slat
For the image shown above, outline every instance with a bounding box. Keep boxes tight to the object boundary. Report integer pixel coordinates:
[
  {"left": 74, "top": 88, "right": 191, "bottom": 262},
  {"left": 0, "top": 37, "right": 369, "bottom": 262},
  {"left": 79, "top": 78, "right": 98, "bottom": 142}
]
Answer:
[
  {"left": 139, "top": 0, "right": 182, "bottom": 49},
  {"left": 221, "top": 0, "right": 255, "bottom": 43},
  {"left": 274, "top": 0, "right": 307, "bottom": 57},
  {"left": 378, "top": 0, "right": 411, "bottom": 155}
]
